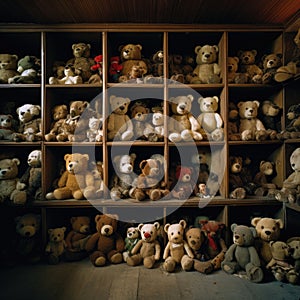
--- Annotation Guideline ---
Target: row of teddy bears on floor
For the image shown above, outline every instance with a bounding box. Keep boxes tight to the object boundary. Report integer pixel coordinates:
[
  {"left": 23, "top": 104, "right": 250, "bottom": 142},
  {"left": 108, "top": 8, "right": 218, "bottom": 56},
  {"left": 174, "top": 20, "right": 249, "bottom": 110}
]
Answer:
[
  {"left": 1, "top": 28, "right": 299, "bottom": 86},
  {"left": 1, "top": 96, "right": 300, "bottom": 144},
  {"left": 8, "top": 213, "right": 300, "bottom": 285}
]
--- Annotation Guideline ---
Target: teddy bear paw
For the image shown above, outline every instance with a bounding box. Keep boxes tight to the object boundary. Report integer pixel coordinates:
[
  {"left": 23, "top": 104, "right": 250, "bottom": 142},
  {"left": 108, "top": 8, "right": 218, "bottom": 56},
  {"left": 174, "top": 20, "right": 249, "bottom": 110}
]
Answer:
[
  {"left": 230, "top": 188, "right": 246, "bottom": 199},
  {"left": 95, "top": 256, "right": 106, "bottom": 266},
  {"left": 163, "top": 258, "right": 176, "bottom": 273},
  {"left": 149, "top": 189, "right": 161, "bottom": 201},
  {"left": 110, "top": 253, "right": 123, "bottom": 264}
]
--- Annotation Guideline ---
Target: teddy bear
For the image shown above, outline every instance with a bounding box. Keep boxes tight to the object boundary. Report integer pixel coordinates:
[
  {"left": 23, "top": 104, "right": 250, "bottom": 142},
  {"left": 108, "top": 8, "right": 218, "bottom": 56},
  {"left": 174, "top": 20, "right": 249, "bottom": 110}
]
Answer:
[
  {"left": 237, "top": 50, "right": 263, "bottom": 83},
  {"left": 88, "top": 54, "right": 103, "bottom": 85},
  {"left": 126, "top": 64, "right": 145, "bottom": 83},
  {"left": 221, "top": 223, "right": 264, "bottom": 283},
  {"left": 287, "top": 237, "right": 300, "bottom": 278},
  {"left": 197, "top": 96, "right": 224, "bottom": 141},
  {"left": 86, "top": 116, "right": 103, "bottom": 142},
  {"left": 122, "top": 226, "right": 140, "bottom": 262},
  {"left": 228, "top": 102, "right": 241, "bottom": 140},
  {"left": 278, "top": 104, "right": 300, "bottom": 140},
  {"left": 13, "top": 103, "right": 42, "bottom": 142},
  {"left": 163, "top": 219, "right": 194, "bottom": 272},
  {"left": 89, "top": 161, "right": 104, "bottom": 198},
  {"left": 8, "top": 55, "right": 41, "bottom": 84},
  {"left": 44, "top": 104, "right": 69, "bottom": 142},
  {"left": 0, "top": 114, "right": 16, "bottom": 141},
  {"left": 261, "top": 53, "right": 283, "bottom": 84},
  {"left": 126, "top": 222, "right": 161, "bottom": 268},
  {"left": 189, "top": 45, "right": 221, "bottom": 84},
  {"left": 168, "top": 54, "right": 184, "bottom": 83},
  {"left": 45, "top": 226, "right": 67, "bottom": 264},
  {"left": 109, "top": 153, "right": 137, "bottom": 200},
  {"left": 168, "top": 94, "right": 202, "bottom": 143},
  {"left": 107, "top": 95, "right": 133, "bottom": 141},
  {"left": 130, "top": 101, "right": 151, "bottom": 140},
  {"left": 182, "top": 55, "right": 195, "bottom": 81},
  {"left": 190, "top": 150, "right": 210, "bottom": 188},
  {"left": 143, "top": 104, "right": 164, "bottom": 142},
  {"left": 229, "top": 156, "right": 247, "bottom": 199},
  {"left": 0, "top": 157, "right": 27, "bottom": 204},
  {"left": 0, "top": 53, "right": 19, "bottom": 83},
  {"left": 130, "top": 154, "right": 169, "bottom": 201},
  {"left": 109, "top": 56, "right": 123, "bottom": 82},
  {"left": 45, "top": 153, "right": 96, "bottom": 200},
  {"left": 85, "top": 214, "right": 124, "bottom": 267},
  {"left": 14, "top": 213, "right": 41, "bottom": 264},
  {"left": 66, "top": 42, "right": 94, "bottom": 82},
  {"left": 275, "top": 147, "right": 300, "bottom": 204},
  {"left": 237, "top": 100, "right": 268, "bottom": 141},
  {"left": 251, "top": 217, "right": 284, "bottom": 266},
  {"left": 227, "top": 56, "right": 240, "bottom": 83},
  {"left": 266, "top": 241, "right": 298, "bottom": 284},
  {"left": 65, "top": 216, "right": 91, "bottom": 261},
  {"left": 275, "top": 28, "right": 300, "bottom": 83},
  {"left": 19, "top": 150, "right": 42, "bottom": 202},
  {"left": 49, "top": 63, "right": 83, "bottom": 85},
  {"left": 151, "top": 50, "right": 164, "bottom": 77}
]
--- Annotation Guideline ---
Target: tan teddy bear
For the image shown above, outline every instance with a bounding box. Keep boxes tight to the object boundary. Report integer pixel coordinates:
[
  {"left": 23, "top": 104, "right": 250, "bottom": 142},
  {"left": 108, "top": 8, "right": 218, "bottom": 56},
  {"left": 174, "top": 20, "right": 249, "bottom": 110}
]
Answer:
[
  {"left": 45, "top": 227, "right": 66, "bottom": 264},
  {"left": 89, "top": 161, "right": 104, "bottom": 198},
  {"left": 261, "top": 53, "right": 282, "bottom": 84},
  {"left": 0, "top": 114, "right": 16, "bottom": 141},
  {"left": 227, "top": 56, "right": 240, "bottom": 83},
  {"left": 130, "top": 101, "right": 151, "bottom": 140},
  {"left": 0, "top": 53, "right": 19, "bottom": 83}
]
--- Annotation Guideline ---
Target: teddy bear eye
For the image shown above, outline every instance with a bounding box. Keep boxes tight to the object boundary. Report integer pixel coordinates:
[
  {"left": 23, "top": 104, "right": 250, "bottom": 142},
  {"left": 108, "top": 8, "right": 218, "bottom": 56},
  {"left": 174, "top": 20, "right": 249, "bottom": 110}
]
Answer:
[
  {"left": 27, "top": 109, "right": 30, "bottom": 112},
  {"left": 171, "top": 232, "right": 174, "bottom": 235},
  {"left": 242, "top": 234, "right": 245, "bottom": 237},
  {"left": 143, "top": 231, "right": 145, "bottom": 234},
  {"left": 178, "top": 231, "right": 181, "bottom": 235},
  {"left": 272, "top": 227, "right": 275, "bottom": 231},
  {"left": 58, "top": 234, "right": 60, "bottom": 237},
  {"left": 189, "top": 235, "right": 191, "bottom": 239},
  {"left": 261, "top": 226, "right": 264, "bottom": 229}
]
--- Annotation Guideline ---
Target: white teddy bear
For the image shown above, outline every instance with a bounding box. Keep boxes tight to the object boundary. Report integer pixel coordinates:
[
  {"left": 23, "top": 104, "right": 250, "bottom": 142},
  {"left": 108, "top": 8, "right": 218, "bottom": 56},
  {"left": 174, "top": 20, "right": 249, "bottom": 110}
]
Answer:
[{"left": 86, "top": 116, "right": 103, "bottom": 142}]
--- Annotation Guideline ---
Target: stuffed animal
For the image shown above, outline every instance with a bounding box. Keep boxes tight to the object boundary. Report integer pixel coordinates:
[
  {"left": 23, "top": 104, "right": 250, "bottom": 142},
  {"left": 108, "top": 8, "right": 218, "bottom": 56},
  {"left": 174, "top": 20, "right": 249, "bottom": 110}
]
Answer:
[
  {"left": 143, "top": 104, "right": 164, "bottom": 142},
  {"left": 0, "top": 114, "right": 16, "bottom": 141},
  {"left": 65, "top": 216, "right": 91, "bottom": 261},
  {"left": 130, "top": 101, "right": 151, "bottom": 140},
  {"left": 0, "top": 157, "right": 27, "bottom": 204},
  {"left": 126, "top": 222, "right": 161, "bottom": 268},
  {"left": 261, "top": 53, "right": 282, "bottom": 84},
  {"left": 14, "top": 213, "right": 41, "bottom": 264},
  {"left": 197, "top": 96, "right": 224, "bottom": 141},
  {"left": 168, "top": 94, "right": 202, "bottom": 142},
  {"left": 13, "top": 104, "right": 42, "bottom": 142},
  {"left": 266, "top": 241, "right": 298, "bottom": 284},
  {"left": 228, "top": 102, "right": 241, "bottom": 140},
  {"left": 44, "top": 104, "right": 69, "bottom": 142},
  {"left": 8, "top": 55, "right": 41, "bottom": 84},
  {"left": 86, "top": 116, "right": 103, "bottom": 142},
  {"left": 126, "top": 64, "right": 145, "bottom": 83},
  {"left": 0, "top": 53, "right": 19, "bottom": 83},
  {"left": 85, "top": 214, "right": 124, "bottom": 267},
  {"left": 237, "top": 50, "right": 263, "bottom": 83},
  {"left": 287, "top": 237, "right": 300, "bottom": 277},
  {"left": 45, "top": 227, "right": 66, "bottom": 264},
  {"left": 45, "top": 153, "right": 96, "bottom": 200},
  {"left": 110, "top": 153, "right": 137, "bottom": 200},
  {"left": 19, "top": 150, "right": 42, "bottom": 201},
  {"left": 221, "top": 223, "right": 264, "bottom": 283},
  {"left": 151, "top": 50, "right": 164, "bottom": 77},
  {"left": 89, "top": 161, "right": 104, "bottom": 198},
  {"left": 227, "top": 56, "right": 241, "bottom": 83},
  {"left": 229, "top": 156, "right": 247, "bottom": 199},
  {"left": 278, "top": 104, "right": 300, "bottom": 140},
  {"left": 189, "top": 45, "right": 221, "bottom": 84},
  {"left": 275, "top": 28, "right": 300, "bottom": 83},
  {"left": 190, "top": 150, "right": 210, "bottom": 188},
  {"left": 49, "top": 63, "right": 83, "bottom": 85},
  {"left": 109, "top": 56, "right": 123, "bottom": 82},
  {"left": 168, "top": 54, "right": 184, "bottom": 82},
  {"left": 237, "top": 100, "right": 268, "bottom": 141},
  {"left": 88, "top": 54, "right": 103, "bottom": 84},
  {"left": 275, "top": 147, "right": 300, "bottom": 204},
  {"left": 107, "top": 95, "right": 133, "bottom": 141},
  {"left": 123, "top": 227, "right": 140, "bottom": 262},
  {"left": 251, "top": 217, "right": 283, "bottom": 266},
  {"left": 163, "top": 219, "right": 194, "bottom": 272},
  {"left": 182, "top": 55, "right": 195, "bottom": 82}
]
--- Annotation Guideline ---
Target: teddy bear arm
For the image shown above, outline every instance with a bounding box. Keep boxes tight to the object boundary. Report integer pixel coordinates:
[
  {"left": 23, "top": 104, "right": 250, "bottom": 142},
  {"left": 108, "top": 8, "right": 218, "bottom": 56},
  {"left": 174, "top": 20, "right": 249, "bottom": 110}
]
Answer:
[
  {"left": 183, "top": 240, "right": 194, "bottom": 258},
  {"left": 57, "top": 171, "right": 69, "bottom": 187},
  {"left": 224, "top": 244, "right": 237, "bottom": 261},
  {"left": 65, "top": 231, "right": 75, "bottom": 249},
  {"left": 266, "top": 258, "right": 276, "bottom": 269},
  {"left": 85, "top": 232, "right": 100, "bottom": 252},
  {"left": 131, "top": 239, "right": 143, "bottom": 254},
  {"left": 215, "top": 114, "right": 223, "bottom": 128},
  {"left": 248, "top": 246, "right": 261, "bottom": 267},
  {"left": 188, "top": 113, "right": 200, "bottom": 131},
  {"left": 124, "top": 115, "right": 133, "bottom": 131},
  {"left": 19, "top": 167, "right": 30, "bottom": 185},
  {"left": 85, "top": 172, "right": 95, "bottom": 187},
  {"left": 283, "top": 173, "right": 298, "bottom": 189},
  {"left": 192, "top": 65, "right": 200, "bottom": 76},
  {"left": 256, "top": 119, "right": 266, "bottom": 131},
  {"left": 213, "top": 63, "right": 221, "bottom": 75},
  {"left": 107, "top": 114, "right": 115, "bottom": 131},
  {"left": 115, "top": 233, "right": 125, "bottom": 252},
  {"left": 154, "top": 241, "right": 161, "bottom": 260},
  {"left": 163, "top": 242, "right": 171, "bottom": 259}
]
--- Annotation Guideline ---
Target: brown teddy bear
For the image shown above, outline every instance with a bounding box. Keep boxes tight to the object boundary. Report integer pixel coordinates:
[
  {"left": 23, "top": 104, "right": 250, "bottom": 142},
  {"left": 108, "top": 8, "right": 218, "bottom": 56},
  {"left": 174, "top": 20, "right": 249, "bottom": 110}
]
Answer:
[
  {"left": 107, "top": 95, "right": 133, "bottom": 141},
  {"left": 168, "top": 94, "right": 202, "bottom": 142},
  {"left": 229, "top": 156, "right": 247, "bottom": 199},
  {"left": 168, "top": 54, "right": 184, "bottom": 82},
  {"left": 130, "top": 101, "right": 151, "bottom": 140},
  {"left": 45, "top": 153, "right": 96, "bottom": 200},
  {"left": 122, "top": 226, "right": 140, "bottom": 262},
  {"left": 278, "top": 104, "right": 300, "bottom": 140},
  {"left": 189, "top": 45, "right": 221, "bottom": 84},
  {"left": 126, "top": 222, "right": 161, "bottom": 268},
  {"left": 287, "top": 237, "right": 300, "bottom": 278},
  {"left": 261, "top": 53, "right": 282, "bottom": 84},
  {"left": 0, "top": 114, "right": 16, "bottom": 141},
  {"left": 45, "top": 227, "right": 66, "bottom": 264},
  {"left": 85, "top": 214, "right": 124, "bottom": 267},
  {"left": 0, "top": 53, "right": 19, "bottom": 83},
  {"left": 227, "top": 56, "right": 240, "bottom": 83},
  {"left": 151, "top": 50, "right": 164, "bottom": 77},
  {"left": 49, "top": 63, "right": 83, "bottom": 85},
  {"left": 228, "top": 102, "right": 241, "bottom": 140},
  {"left": 89, "top": 161, "right": 104, "bottom": 198}
]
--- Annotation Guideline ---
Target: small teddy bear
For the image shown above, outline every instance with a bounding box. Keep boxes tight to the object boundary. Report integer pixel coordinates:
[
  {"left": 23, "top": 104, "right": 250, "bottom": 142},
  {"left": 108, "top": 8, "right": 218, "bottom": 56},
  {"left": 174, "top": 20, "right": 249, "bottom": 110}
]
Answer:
[
  {"left": 130, "top": 101, "right": 151, "bottom": 140},
  {"left": 49, "top": 63, "right": 83, "bottom": 85},
  {"left": 86, "top": 116, "right": 103, "bottom": 142},
  {"left": 151, "top": 50, "right": 164, "bottom": 77},
  {"left": 261, "top": 53, "right": 282, "bottom": 84},
  {"left": 88, "top": 54, "right": 103, "bottom": 85},
  {"left": 0, "top": 114, "right": 16, "bottom": 141},
  {"left": 287, "top": 237, "right": 300, "bottom": 278},
  {"left": 89, "top": 161, "right": 104, "bottom": 198},
  {"left": 227, "top": 56, "right": 240, "bottom": 83},
  {"left": 143, "top": 104, "right": 164, "bottom": 142},
  {"left": 123, "top": 227, "right": 140, "bottom": 262},
  {"left": 0, "top": 53, "right": 19, "bottom": 83},
  {"left": 229, "top": 156, "right": 247, "bottom": 199}
]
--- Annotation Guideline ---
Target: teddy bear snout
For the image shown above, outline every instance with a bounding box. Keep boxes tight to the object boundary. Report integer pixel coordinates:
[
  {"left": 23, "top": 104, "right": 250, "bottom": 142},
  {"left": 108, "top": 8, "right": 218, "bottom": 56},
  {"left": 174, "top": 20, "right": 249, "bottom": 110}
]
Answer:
[
  {"left": 143, "top": 232, "right": 151, "bottom": 239},
  {"left": 0, "top": 170, "right": 7, "bottom": 176},
  {"left": 264, "top": 230, "right": 271, "bottom": 236},
  {"left": 204, "top": 53, "right": 211, "bottom": 59}
]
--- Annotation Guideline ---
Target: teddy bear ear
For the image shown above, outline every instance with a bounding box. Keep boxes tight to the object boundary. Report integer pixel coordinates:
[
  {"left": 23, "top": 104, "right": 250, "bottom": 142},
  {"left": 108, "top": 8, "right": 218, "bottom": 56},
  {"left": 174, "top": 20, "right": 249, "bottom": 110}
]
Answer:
[
  {"left": 62, "top": 227, "right": 66, "bottom": 232},
  {"left": 64, "top": 154, "right": 70, "bottom": 161},
  {"left": 194, "top": 45, "right": 202, "bottom": 54},
  {"left": 275, "top": 219, "right": 284, "bottom": 229},
  {"left": 237, "top": 101, "right": 244, "bottom": 109},
  {"left": 118, "top": 45, "right": 124, "bottom": 52},
  {"left": 237, "top": 50, "right": 243, "bottom": 57},
  {"left": 153, "top": 222, "right": 160, "bottom": 230},
  {"left": 187, "top": 94, "right": 194, "bottom": 102},
  {"left": 213, "top": 96, "right": 219, "bottom": 103},
  {"left": 164, "top": 223, "right": 170, "bottom": 233},
  {"left": 233, "top": 56, "right": 239, "bottom": 63},
  {"left": 70, "top": 217, "right": 77, "bottom": 224},
  {"left": 48, "top": 229, "right": 53, "bottom": 234},
  {"left": 253, "top": 100, "right": 260, "bottom": 108},
  {"left": 130, "top": 153, "right": 137, "bottom": 160},
  {"left": 251, "top": 217, "right": 262, "bottom": 227},
  {"left": 179, "top": 219, "right": 187, "bottom": 229},
  {"left": 82, "top": 154, "right": 90, "bottom": 161},
  {"left": 110, "top": 95, "right": 117, "bottom": 104},
  {"left": 251, "top": 50, "right": 257, "bottom": 56},
  {"left": 212, "top": 45, "right": 219, "bottom": 53},
  {"left": 137, "top": 223, "right": 144, "bottom": 231},
  {"left": 198, "top": 97, "right": 204, "bottom": 104},
  {"left": 230, "top": 223, "right": 237, "bottom": 232},
  {"left": 12, "top": 54, "right": 18, "bottom": 61},
  {"left": 95, "top": 214, "right": 102, "bottom": 223},
  {"left": 108, "top": 214, "right": 119, "bottom": 221},
  {"left": 12, "top": 158, "right": 20, "bottom": 166},
  {"left": 276, "top": 53, "right": 283, "bottom": 59},
  {"left": 136, "top": 44, "right": 142, "bottom": 51},
  {"left": 250, "top": 227, "right": 257, "bottom": 238},
  {"left": 139, "top": 160, "right": 148, "bottom": 170}
]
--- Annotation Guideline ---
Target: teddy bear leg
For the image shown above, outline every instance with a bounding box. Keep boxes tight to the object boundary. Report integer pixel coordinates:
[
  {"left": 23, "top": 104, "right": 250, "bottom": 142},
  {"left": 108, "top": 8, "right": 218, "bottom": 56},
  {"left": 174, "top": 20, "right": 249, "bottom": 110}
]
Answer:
[
  {"left": 72, "top": 189, "right": 84, "bottom": 200},
  {"left": 163, "top": 257, "right": 177, "bottom": 272},
  {"left": 286, "top": 269, "right": 299, "bottom": 285},
  {"left": 126, "top": 253, "right": 143, "bottom": 266},
  {"left": 241, "top": 130, "right": 254, "bottom": 141},
  {"left": 230, "top": 188, "right": 246, "bottom": 199},
  {"left": 121, "top": 131, "right": 134, "bottom": 141},
  {"left": 149, "top": 189, "right": 162, "bottom": 201},
  {"left": 169, "top": 132, "right": 182, "bottom": 143},
  {"left": 143, "top": 255, "right": 156, "bottom": 269},
  {"left": 211, "top": 251, "right": 226, "bottom": 270},
  {"left": 270, "top": 266, "right": 286, "bottom": 282},
  {"left": 83, "top": 186, "right": 97, "bottom": 199},
  {"left": 10, "top": 190, "right": 27, "bottom": 205},
  {"left": 255, "top": 130, "right": 268, "bottom": 142},
  {"left": 193, "top": 259, "right": 214, "bottom": 274},
  {"left": 245, "top": 263, "right": 264, "bottom": 283},
  {"left": 274, "top": 64, "right": 297, "bottom": 83},
  {"left": 53, "top": 187, "right": 73, "bottom": 200},
  {"left": 56, "top": 133, "right": 68, "bottom": 142},
  {"left": 221, "top": 261, "right": 239, "bottom": 274},
  {"left": 181, "top": 254, "right": 194, "bottom": 271},
  {"left": 211, "top": 129, "right": 224, "bottom": 141},
  {"left": 181, "top": 129, "right": 193, "bottom": 141},
  {"left": 108, "top": 250, "right": 123, "bottom": 264},
  {"left": 129, "top": 187, "right": 146, "bottom": 201},
  {"left": 44, "top": 133, "right": 55, "bottom": 142},
  {"left": 90, "top": 251, "right": 106, "bottom": 267}
]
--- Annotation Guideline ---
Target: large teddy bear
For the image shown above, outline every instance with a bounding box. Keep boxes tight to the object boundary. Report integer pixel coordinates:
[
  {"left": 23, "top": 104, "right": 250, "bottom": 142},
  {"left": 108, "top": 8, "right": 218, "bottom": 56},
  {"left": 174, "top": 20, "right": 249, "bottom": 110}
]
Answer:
[
  {"left": 107, "top": 95, "right": 133, "bottom": 141},
  {"left": 0, "top": 157, "right": 27, "bottom": 204},
  {"left": 0, "top": 53, "right": 19, "bottom": 83},
  {"left": 126, "top": 222, "right": 161, "bottom": 268},
  {"left": 221, "top": 224, "right": 264, "bottom": 283},
  {"left": 168, "top": 95, "right": 202, "bottom": 142},
  {"left": 46, "top": 153, "right": 96, "bottom": 200},
  {"left": 85, "top": 214, "right": 124, "bottom": 267},
  {"left": 197, "top": 96, "right": 224, "bottom": 141}
]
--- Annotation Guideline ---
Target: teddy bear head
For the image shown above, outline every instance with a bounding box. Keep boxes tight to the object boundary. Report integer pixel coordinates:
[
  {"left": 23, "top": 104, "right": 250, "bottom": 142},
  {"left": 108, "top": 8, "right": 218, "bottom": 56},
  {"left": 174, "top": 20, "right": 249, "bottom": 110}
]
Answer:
[
  {"left": 152, "top": 50, "right": 164, "bottom": 63},
  {"left": 269, "top": 241, "right": 291, "bottom": 261},
  {"left": 191, "top": 150, "right": 210, "bottom": 165},
  {"left": 113, "top": 153, "right": 136, "bottom": 174},
  {"left": 287, "top": 237, "right": 300, "bottom": 260},
  {"left": 88, "top": 116, "right": 102, "bottom": 131},
  {"left": 185, "top": 227, "right": 206, "bottom": 252},
  {"left": 290, "top": 147, "right": 300, "bottom": 172},
  {"left": 195, "top": 45, "right": 219, "bottom": 65},
  {"left": 16, "top": 104, "right": 41, "bottom": 123},
  {"left": 64, "top": 153, "right": 89, "bottom": 175},
  {"left": 95, "top": 214, "right": 119, "bottom": 236},
  {"left": 261, "top": 100, "right": 281, "bottom": 117},
  {"left": 175, "top": 165, "right": 193, "bottom": 182},
  {"left": 128, "top": 64, "right": 145, "bottom": 78},
  {"left": 237, "top": 100, "right": 260, "bottom": 120},
  {"left": 228, "top": 56, "right": 239, "bottom": 74},
  {"left": 0, "top": 53, "right": 18, "bottom": 70},
  {"left": 63, "top": 63, "right": 77, "bottom": 77},
  {"left": 69, "top": 100, "right": 89, "bottom": 118},
  {"left": 164, "top": 219, "right": 187, "bottom": 244},
  {"left": 198, "top": 96, "right": 219, "bottom": 113},
  {"left": 231, "top": 223, "right": 256, "bottom": 247},
  {"left": 48, "top": 227, "right": 66, "bottom": 243},
  {"left": 0, "top": 114, "right": 13, "bottom": 129},
  {"left": 262, "top": 53, "right": 282, "bottom": 71},
  {"left": 71, "top": 43, "right": 91, "bottom": 58},
  {"left": 70, "top": 216, "right": 90, "bottom": 234},
  {"left": 287, "top": 104, "right": 300, "bottom": 121},
  {"left": 138, "top": 222, "right": 160, "bottom": 242},
  {"left": 139, "top": 157, "right": 163, "bottom": 179},
  {"left": 110, "top": 95, "right": 131, "bottom": 115},
  {"left": 27, "top": 150, "right": 42, "bottom": 168},
  {"left": 238, "top": 50, "right": 258, "bottom": 65},
  {"left": 251, "top": 217, "right": 283, "bottom": 242},
  {"left": 229, "top": 156, "right": 243, "bottom": 174},
  {"left": 169, "top": 94, "right": 194, "bottom": 115},
  {"left": 52, "top": 105, "right": 68, "bottom": 121},
  {"left": 126, "top": 227, "right": 140, "bottom": 240},
  {"left": 130, "top": 101, "right": 150, "bottom": 122},
  {"left": 119, "top": 44, "right": 142, "bottom": 61},
  {"left": 0, "top": 158, "right": 20, "bottom": 180},
  {"left": 258, "top": 161, "right": 275, "bottom": 177},
  {"left": 15, "top": 213, "right": 40, "bottom": 238}
]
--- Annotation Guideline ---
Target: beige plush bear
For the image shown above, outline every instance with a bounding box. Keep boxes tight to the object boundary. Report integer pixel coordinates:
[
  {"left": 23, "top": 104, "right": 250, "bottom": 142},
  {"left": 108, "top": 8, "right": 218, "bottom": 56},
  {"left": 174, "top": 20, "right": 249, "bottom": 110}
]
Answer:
[
  {"left": 168, "top": 94, "right": 202, "bottom": 142},
  {"left": 237, "top": 100, "right": 268, "bottom": 141},
  {"left": 0, "top": 114, "right": 15, "bottom": 140},
  {"left": 143, "top": 105, "right": 164, "bottom": 142},
  {"left": 0, "top": 53, "right": 19, "bottom": 83},
  {"left": 189, "top": 45, "right": 221, "bottom": 84},
  {"left": 197, "top": 96, "right": 224, "bottom": 141},
  {"left": 49, "top": 64, "right": 83, "bottom": 85},
  {"left": 127, "top": 222, "right": 161, "bottom": 269},
  {"left": 107, "top": 95, "right": 133, "bottom": 141},
  {"left": 261, "top": 53, "right": 282, "bottom": 84},
  {"left": 45, "top": 227, "right": 66, "bottom": 264}
]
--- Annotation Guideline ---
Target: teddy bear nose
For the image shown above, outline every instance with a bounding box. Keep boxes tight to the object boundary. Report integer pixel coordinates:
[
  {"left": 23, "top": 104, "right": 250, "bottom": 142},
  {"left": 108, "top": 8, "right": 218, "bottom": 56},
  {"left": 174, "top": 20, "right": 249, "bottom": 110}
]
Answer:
[
  {"left": 291, "top": 163, "right": 295, "bottom": 168},
  {"left": 204, "top": 54, "right": 210, "bottom": 58},
  {"left": 120, "top": 106, "right": 125, "bottom": 110},
  {"left": 21, "top": 112, "right": 25, "bottom": 116},
  {"left": 244, "top": 56, "right": 249, "bottom": 61},
  {"left": 25, "top": 231, "right": 31, "bottom": 236},
  {"left": 191, "top": 240, "right": 196, "bottom": 245},
  {"left": 234, "top": 235, "right": 239, "bottom": 239},
  {"left": 69, "top": 163, "right": 73, "bottom": 168},
  {"left": 265, "top": 230, "right": 271, "bottom": 235},
  {"left": 144, "top": 232, "right": 151, "bottom": 238},
  {"left": 104, "top": 227, "right": 109, "bottom": 233},
  {"left": 1, "top": 170, "right": 6, "bottom": 175},
  {"left": 179, "top": 104, "right": 185, "bottom": 110}
]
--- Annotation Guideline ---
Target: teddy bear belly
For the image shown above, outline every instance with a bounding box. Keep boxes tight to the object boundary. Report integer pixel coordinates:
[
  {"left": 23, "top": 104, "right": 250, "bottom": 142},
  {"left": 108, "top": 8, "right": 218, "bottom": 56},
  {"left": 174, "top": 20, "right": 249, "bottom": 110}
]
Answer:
[
  {"left": 170, "top": 244, "right": 185, "bottom": 263},
  {"left": 239, "top": 119, "right": 258, "bottom": 132},
  {"left": 0, "top": 179, "right": 18, "bottom": 197},
  {"left": 235, "top": 247, "right": 251, "bottom": 268},
  {"left": 140, "top": 243, "right": 156, "bottom": 258},
  {"left": 201, "top": 115, "right": 218, "bottom": 132}
]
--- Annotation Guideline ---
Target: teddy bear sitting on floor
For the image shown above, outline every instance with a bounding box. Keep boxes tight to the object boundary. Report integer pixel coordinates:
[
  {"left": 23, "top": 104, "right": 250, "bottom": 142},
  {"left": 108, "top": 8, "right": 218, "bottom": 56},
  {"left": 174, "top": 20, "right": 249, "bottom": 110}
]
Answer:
[{"left": 45, "top": 227, "right": 66, "bottom": 264}]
